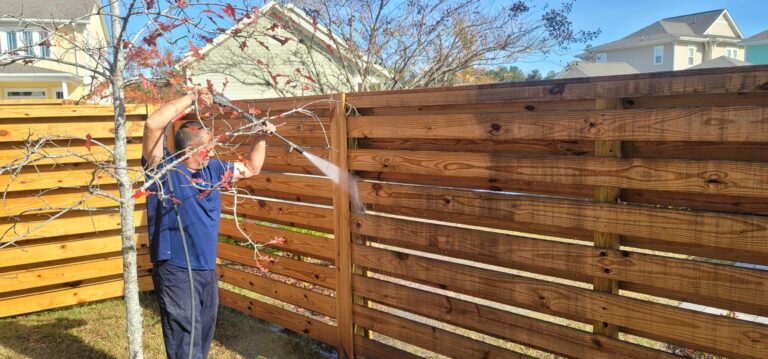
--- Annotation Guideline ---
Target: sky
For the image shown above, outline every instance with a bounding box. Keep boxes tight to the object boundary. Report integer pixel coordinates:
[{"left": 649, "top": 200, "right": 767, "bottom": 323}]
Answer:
[{"left": 513, "top": 0, "right": 768, "bottom": 74}]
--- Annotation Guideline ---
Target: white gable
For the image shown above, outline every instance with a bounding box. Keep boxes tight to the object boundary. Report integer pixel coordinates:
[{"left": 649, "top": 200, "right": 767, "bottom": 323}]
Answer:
[{"left": 703, "top": 12, "right": 742, "bottom": 38}]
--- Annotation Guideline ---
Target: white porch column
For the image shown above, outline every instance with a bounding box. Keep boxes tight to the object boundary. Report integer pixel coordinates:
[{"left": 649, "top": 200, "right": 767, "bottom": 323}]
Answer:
[{"left": 61, "top": 81, "right": 68, "bottom": 99}]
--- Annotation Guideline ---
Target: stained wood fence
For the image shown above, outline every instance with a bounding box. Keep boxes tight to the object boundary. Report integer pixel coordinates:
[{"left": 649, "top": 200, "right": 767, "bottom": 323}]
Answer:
[
  {"left": 217, "top": 65, "right": 768, "bottom": 359},
  {"left": 1, "top": 65, "right": 767, "bottom": 359},
  {"left": 0, "top": 103, "right": 152, "bottom": 317}
]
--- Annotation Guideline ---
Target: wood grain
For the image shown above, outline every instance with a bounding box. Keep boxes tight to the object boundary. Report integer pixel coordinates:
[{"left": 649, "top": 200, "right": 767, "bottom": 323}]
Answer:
[{"left": 221, "top": 195, "right": 334, "bottom": 233}]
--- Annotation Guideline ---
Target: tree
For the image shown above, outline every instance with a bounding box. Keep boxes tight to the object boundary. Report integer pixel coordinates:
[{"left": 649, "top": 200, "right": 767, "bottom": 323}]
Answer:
[
  {"left": 545, "top": 70, "right": 558, "bottom": 79},
  {"left": 192, "top": 0, "right": 598, "bottom": 94},
  {"left": 525, "top": 69, "right": 542, "bottom": 81},
  {"left": 0, "top": 1, "right": 323, "bottom": 357}
]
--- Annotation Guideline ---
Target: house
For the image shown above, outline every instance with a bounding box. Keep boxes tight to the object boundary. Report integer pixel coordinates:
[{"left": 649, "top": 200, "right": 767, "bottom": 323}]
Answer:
[
  {"left": 579, "top": 9, "right": 745, "bottom": 73},
  {"left": 554, "top": 62, "right": 639, "bottom": 79},
  {"left": 0, "top": 0, "right": 108, "bottom": 101},
  {"left": 184, "top": 1, "right": 389, "bottom": 100},
  {"left": 688, "top": 55, "right": 750, "bottom": 69},
  {"left": 740, "top": 29, "right": 768, "bottom": 64}
]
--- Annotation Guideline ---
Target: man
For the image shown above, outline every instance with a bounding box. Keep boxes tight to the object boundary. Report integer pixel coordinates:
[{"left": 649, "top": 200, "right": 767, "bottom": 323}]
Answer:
[{"left": 141, "top": 92, "right": 276, "bottom": 359}]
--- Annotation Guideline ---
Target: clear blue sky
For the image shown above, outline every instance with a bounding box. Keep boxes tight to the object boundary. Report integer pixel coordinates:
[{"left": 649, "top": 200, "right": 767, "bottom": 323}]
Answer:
[{"left": 513, "top": 0, "right": 767, "bottom": 74}]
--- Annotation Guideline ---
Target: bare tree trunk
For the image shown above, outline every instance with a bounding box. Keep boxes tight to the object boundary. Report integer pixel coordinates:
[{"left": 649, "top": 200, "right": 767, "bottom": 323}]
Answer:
[{"left": 110, "top": 2, "right": 144, "bottom": 359}]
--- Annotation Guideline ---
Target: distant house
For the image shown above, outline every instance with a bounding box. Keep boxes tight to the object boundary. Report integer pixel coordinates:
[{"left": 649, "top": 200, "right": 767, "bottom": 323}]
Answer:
[
  {"left": 579, "top": 9, "right": 745, "bottom": 73},
  {"left": 740, "top": 29, "right": 768, "bottom": 64},
  {"left": 554, "top": 62, "right": 639, "bottom": 79},
  {"left": 0, "top": 0, "right": 108, "bottom": 101},
  {"left": 184, "top": 1, "right": 389, "bottom": 100}
]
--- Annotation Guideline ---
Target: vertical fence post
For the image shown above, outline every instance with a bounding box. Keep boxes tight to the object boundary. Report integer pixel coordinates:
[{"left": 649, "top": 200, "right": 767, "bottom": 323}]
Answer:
[
  {"left": 331, "top": 93, "right": 354, "bottom": 358},
  {"left": 592, "top": 98, "right": 624, "bottom": 338}
]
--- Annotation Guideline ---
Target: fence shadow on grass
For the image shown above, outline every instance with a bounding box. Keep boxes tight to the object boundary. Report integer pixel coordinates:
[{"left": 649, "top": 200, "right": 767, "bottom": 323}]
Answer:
[{"left": 0, "top": 317, "right": 116, "bottom": 359}]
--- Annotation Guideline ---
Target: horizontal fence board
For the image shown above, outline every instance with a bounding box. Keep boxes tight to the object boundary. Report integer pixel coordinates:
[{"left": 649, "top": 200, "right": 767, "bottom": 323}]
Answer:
[
  {"left": 0, "top": 253, "right": 151, "bottom": 294},
  {"left": 355, "top": 304, "right": 531, "bottom": 359},
  {"left": 352, "top": 214, "right": 768, "bottom": 316},
  {"left": 346, "top": 66, "right": 768, "bottom": 107},
  {"left": 0, "top": 186, "right": 135, "bottom": 217},
  {"left": 231, "top": 97, "right": 333, "bottom": 112},
  {"left": 349, "top": 149, "right": 768, "bottom": 198},
  {"left": 234, "top": 172, "right": 333, "bottom": 206},
  {"left": 355, "top": 275, "right": 674, "bottom": 359},
  {"left": 357, "top": 181, "right": 768, "bottom": 263},
  {"left": 624, "top": 93, "right": 768, "bottom": 108},
  {"left": 623, "top": 141, "right": 768, "bottom": 162},
  {"left": 214, "top": 117, "right": 332, "bottom": 138},
  {"left": 0, "top": 230, "right": 149, "bottom": 269},
  {"left": 0, "top": 275, "right": 153, "bottom": 318},
  {"left": 219, "top": 218, "right": 335, "bottom": 262},
  {"left": 218, "top": 265, "right": 336, "bottom": 317},
  {"left": 217, "top": 242, "right": 336, "bottom": 289},
  {"left": 0, "top": 116, "right": 145, "bottom": 142},
  {"left": 356, "top": 171, "right": 596, "bottom": 198},
  {"left": 353, "top": 244, "right": 768, "bottom": 359},
  {"left": 221, "top": 195, "right": 334, "bottom": 233},
  {"left": 621, "top": 189, "right": 768, "bottom": 215},
  {"left": 353, "top": 334, "right": 422, "bottom": 359},
  {"left": 355, "top": 99, "right": 599, "bottom": 116},
  {"left": 0, "top": 142, "right": 143, "bottom": 166},
  {"left": 357, "top": 138, "right": 595, "bottom": 156},
  {"left": 0, "top": 161, "right": 143, "bottom": 193},
  {"left": 0, "top": 104, "right": 147, "bottom": 119},
  {"left": 349, "top": 107, "right": 768, "bottom": 142},
  {"left": 0, "top": 208, "right": 146, "bottom": 244},
  {"left": 219, "top": 288, "right": 338, "bottom": 347}
]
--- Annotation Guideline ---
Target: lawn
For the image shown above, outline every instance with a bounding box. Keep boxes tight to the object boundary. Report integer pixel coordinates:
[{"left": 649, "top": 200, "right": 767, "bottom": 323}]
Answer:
[{"left": 0, "top": 292, "right": 337, "bottom": 359}]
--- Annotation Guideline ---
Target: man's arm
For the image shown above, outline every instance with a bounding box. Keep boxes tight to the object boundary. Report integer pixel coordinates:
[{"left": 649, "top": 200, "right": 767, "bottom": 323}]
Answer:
[
  {"left": 142, "top": 94, "right": 196, "bottom": 167},
  {"left": 233, "top": 122, "right": 277, "bottom": 181}
]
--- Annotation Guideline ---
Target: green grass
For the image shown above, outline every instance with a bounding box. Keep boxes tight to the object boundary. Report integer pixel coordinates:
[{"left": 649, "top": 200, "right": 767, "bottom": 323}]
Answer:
[{"left": 0, "top": 293, "right": 336, "bottom": 359}]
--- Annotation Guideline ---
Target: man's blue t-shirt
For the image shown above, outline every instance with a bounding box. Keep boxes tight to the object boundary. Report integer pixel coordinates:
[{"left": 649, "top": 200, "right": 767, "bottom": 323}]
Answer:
[{"left": 142, "top": 154, "right": 233, "bottom": 270}]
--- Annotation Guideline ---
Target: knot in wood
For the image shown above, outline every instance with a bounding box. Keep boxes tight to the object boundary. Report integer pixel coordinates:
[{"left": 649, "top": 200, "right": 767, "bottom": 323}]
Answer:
[
  {"left": 758, "top": 82, "right": 768, "bottom": 91},
  {"left": 524, "top": 105, "right": 536, "bottom": 111},
  {"left": 548, "top": 84, "right": 566, "bottom": 96}
]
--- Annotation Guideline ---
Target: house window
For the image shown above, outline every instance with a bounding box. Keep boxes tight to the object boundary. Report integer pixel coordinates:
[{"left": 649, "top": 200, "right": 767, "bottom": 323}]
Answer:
[
  {"left": 6, "top": 31, "right": 17, "bottom": 50},
  {"left": 688, "top": 46, "right": 696, "bottom": 65},
  {"left": 595, "top": 53, "right": 607, "bottom": 63},
  {"left": 39, "top": 31, "right": 50, "bottom": 57},
  {"left": 6, "top": 88, "right": 48, "bottom": 99},
  {"left": 653, "top": 46, "right": 663, "bottom": 65},
  {"left": 22, "top": 31, "right": 34, "bottom": 55},
  {"left": 726, "top": 47, "right": 738, "bottom": 58},
  {"left": 54, "top": 88, "right": 64, "bottom": 99}
]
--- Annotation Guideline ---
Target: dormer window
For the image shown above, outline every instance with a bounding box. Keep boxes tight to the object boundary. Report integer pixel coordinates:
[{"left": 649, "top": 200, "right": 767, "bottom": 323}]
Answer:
[
  {"left": 6, "top": 31, "right": 18, "bottom": 50},
  {"left": 653, "top": 46, "right": 663, "bottom": 65},
  {"left": 726, "top": 47, "right": 738, "bottom": 59},
  {"left": 595, "top": 53, "right": 607, "bottom": 63}
]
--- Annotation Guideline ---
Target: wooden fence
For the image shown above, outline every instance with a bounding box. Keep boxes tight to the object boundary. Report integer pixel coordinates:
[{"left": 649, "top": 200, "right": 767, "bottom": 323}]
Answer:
[
  {"left": 217, "top": 65, "right": 768, "bottom": 359},
  {"left": 0, "top": 103, "right": 152, "bottom": 317},
  {"left": 1, "top": 65, "right": 767, "bottom": 359}
]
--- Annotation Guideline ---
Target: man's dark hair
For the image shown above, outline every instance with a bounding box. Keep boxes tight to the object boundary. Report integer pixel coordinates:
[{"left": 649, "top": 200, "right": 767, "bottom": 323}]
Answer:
[{"left": 174, "top": 120, "right": 207, "bottom": 152}]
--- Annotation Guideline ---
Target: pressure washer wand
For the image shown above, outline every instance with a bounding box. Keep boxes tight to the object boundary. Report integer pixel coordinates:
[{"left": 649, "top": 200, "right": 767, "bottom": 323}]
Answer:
[{"left": 212, "top": 93, "right": 306, "bottom": 154}]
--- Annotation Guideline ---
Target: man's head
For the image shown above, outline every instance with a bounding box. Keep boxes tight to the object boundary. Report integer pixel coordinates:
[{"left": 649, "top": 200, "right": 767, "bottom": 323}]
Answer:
[{"left": 175, "top": 120, "right": 213, "bottom": 171}]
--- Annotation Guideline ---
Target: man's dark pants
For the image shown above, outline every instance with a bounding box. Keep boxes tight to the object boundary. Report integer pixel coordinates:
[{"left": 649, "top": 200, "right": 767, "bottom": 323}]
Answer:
[{"left": 152, "top": 261, "right": 219, "bottom": 359}]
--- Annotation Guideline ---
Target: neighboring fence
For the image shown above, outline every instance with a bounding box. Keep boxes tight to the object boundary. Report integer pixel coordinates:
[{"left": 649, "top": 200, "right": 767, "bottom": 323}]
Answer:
[
  {"left": 217, "top": 65, "right": 768, "bottom": 359},
  {"left": 0, "top": 103, "right": 152, "bottom": 317}
]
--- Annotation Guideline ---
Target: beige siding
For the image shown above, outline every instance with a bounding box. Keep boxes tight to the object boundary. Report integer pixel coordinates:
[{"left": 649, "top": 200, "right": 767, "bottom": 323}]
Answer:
[
  {"left": 188, "top": 13, "right": 383, "bottom": 100},
  {"left": 710, "top": 43, "right": 746, "bottom": 60},
  {"left": 604, "top": 43, "right": 675, "bottom": 72},
  {"left": 674, "top": 42, "right": 704, "bottom": 70},
  {"left": 705, "top": 15, "right": 738, "bottom": 37}
]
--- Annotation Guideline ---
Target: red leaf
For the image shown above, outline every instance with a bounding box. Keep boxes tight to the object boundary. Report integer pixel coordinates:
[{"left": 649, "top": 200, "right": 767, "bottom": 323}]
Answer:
[
  {"left": 323, "top": 41, "right": 334, "bottom": 54},
  {"left": 267, "top": 23, "right": 279, "bottom": 32},
  {"left": 132, "top": 189, "right": 154, "bottom": 199},
  {"left": 188, "top": 40, "right": 204, "bottom": 59},
  {"left": 248, "top": 107, "right": 262, "bottom": 115},
  {"left": 85, "top": 133, "right": 92, "bottom": 152},
  {"left": 218, "top": 134, "right": 228, "bottom": 142},
  {"left": 202, "top": 9, "right": 223, "bottom": 18},
  {"left": 176, "top": 0, "right": 187, "bottom": 9},
  {"left": 121, "top": 40, "right": 132, "bottom": 49},
  {"left": 206, "top": 78, "right": 215, "bottom": 94},
  {"left": 239, "top": 41, "right": 248, "bottom": 51},
  {"left": 144, "top": 0, "right": 155, "bottom": 10},
  {"left": 223, "top": 4, "right": 236, "bottom": 19},
  {"left": 301, "top": 85, "right": 309, "bottom": 91},
  {"left": 22, "top": 59, "right": 35, "bottom": 65},
  {"left": 139, "top": 74, "right": 155, "bottom": 90}
]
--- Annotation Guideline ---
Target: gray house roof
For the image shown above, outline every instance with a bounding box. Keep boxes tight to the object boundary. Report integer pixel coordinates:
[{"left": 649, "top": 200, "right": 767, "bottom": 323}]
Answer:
[
  {"left": 554, "top": 62, "right": 639, "bottom": 79},
  {"left": 586, "top": 9, "right": 742, "bottom": 54},
  {"left": 740, "top": 29, "right": 768, "bottom": 46},
  {"left": 0, "top": 63, "right": 70, "bottom": 74},
  {"left": 0, "top": 0, "right": 98, "bottom": 21},
  {"left": 688, "top": 55, "right": 751, "bottom": 69}
]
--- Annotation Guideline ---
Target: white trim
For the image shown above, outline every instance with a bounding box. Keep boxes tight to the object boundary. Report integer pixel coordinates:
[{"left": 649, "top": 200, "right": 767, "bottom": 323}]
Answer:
[
  {"left": 0, "top": 18, "right": 90, "bottom": 25},
  {"left": 5, "top": 87, "right": 48, "bottom": 99},
  {"left": 702, "top": 10, "right": 744, "bottom": 39},
  {"left": 653, "top": 45, "right": 664, "bottom": 65},
  {"left": 741, "top": 39, "right": 768, "bottom": 46}
]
